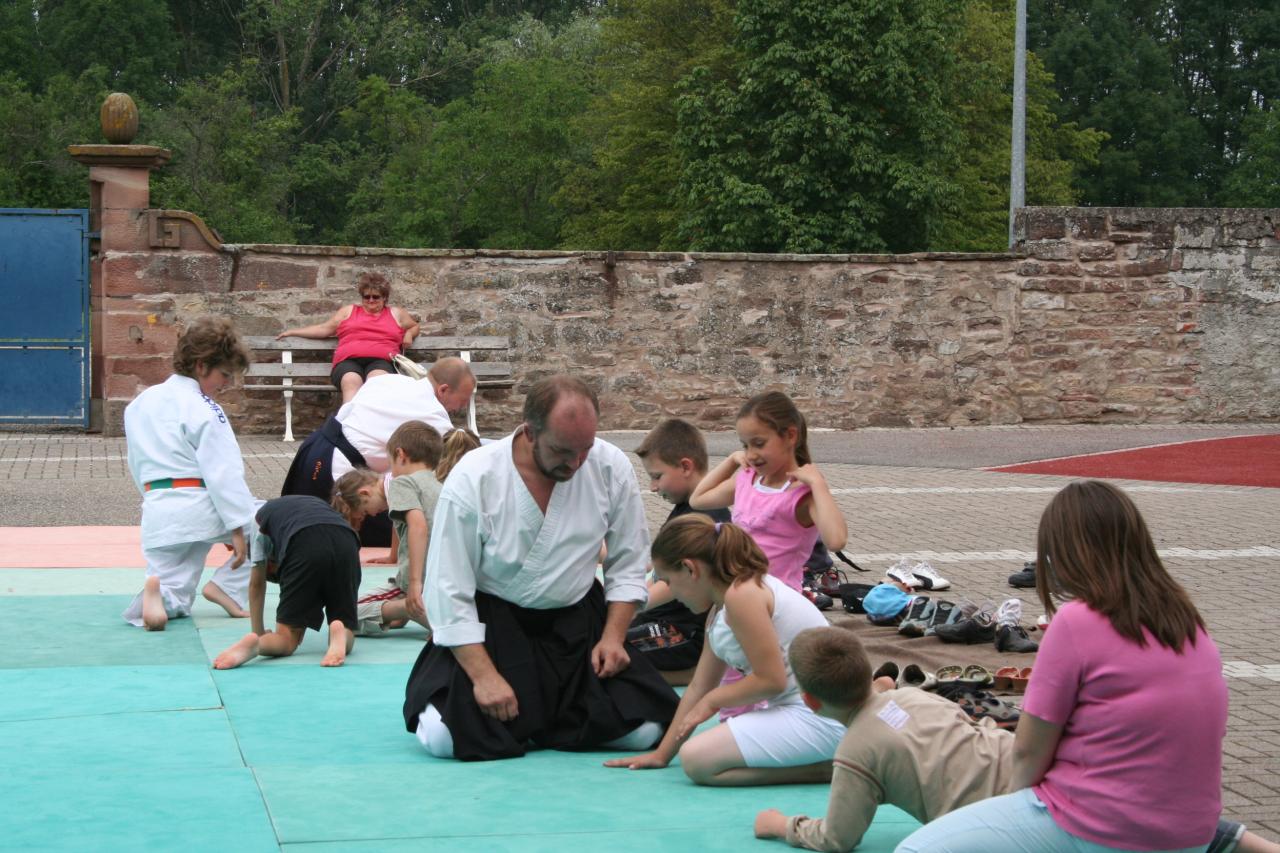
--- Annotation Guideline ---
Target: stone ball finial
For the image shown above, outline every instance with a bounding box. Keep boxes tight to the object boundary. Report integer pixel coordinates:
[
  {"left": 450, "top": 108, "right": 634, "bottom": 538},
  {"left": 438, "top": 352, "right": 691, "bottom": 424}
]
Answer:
[{"left": 100, "top": 93, "right": 139, "bottom": 144}]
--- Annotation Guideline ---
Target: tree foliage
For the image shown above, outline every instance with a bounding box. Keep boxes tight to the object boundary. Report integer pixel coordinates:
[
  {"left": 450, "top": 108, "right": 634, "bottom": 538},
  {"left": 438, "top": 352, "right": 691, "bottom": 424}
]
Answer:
[{"left": 0, "top": 0, "right": 1273, "bottom": 249}]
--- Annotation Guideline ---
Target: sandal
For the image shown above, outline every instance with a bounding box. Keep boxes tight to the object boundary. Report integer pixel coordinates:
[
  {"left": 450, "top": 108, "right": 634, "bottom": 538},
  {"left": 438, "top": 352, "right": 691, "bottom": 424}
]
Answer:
[
  {"left": 967, "top": 693, "right": 1021, "bottom": 729},
  {"left": 936, "top": 665, "right": 964, "bottom": 684},
  {"left": 993, "top": 666, "right": 1020, "bottom": 691},
  {"left": 1010, "top": 667, "right": 1033, "bottom": 692},
  {"left": 898, "top": 664, "right": 937, "bottom": 691},
  {"left": 961, "top": 665, "right": 993, "bottom": 686}
]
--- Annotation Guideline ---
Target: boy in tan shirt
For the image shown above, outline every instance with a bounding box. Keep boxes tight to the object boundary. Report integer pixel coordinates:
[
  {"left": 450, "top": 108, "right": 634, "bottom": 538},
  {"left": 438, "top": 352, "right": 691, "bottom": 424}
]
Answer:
[{"left": 753, "top": 627, "right": 1264, "bottom": 853}]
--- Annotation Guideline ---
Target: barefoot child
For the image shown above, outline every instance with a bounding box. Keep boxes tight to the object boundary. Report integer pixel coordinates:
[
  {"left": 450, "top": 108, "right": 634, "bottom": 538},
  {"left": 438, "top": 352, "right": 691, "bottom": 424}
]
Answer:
[
  {"left": 349, "top": 421, "right": 446, "bottom": 636},
  {"left": 122, "top": 316, "right": 257, "bottom": 631},
  {"left": 213, "top": 492, "right": 362, "bottom": 668},
  {"left": 604, "top": 516, "right": 844, "bottom": 786},
  {"left": 627, "top": 419, "right": 730, "bottom": 677}
]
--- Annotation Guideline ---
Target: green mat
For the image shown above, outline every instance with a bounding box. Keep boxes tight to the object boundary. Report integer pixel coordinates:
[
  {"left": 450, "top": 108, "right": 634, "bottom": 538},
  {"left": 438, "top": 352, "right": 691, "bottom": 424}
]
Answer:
[
  {"left": 0, "top": 664, "right": 220, "bottom": 721},
  {"left": 0, "top": 767, "right": 278, "bottom": 853},
  {"left": 0, "top": 596, "right": 208, "bottom": 668}
]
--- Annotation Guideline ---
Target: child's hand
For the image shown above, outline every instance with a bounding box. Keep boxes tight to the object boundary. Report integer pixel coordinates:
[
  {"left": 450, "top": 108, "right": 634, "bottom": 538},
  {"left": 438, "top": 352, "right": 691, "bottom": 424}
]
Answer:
[
  {"left": 230, "top": 529, "right": 247, "bottom": 569},
  {"left": 603, "top": 751, "right": 669, "bottom": 770},
  {"left": 676, "top": 699, "right": 717, "bottom": 741},
  {"left": 728, "top": 450, "right": 749, "bottom": 469},
  {"left": 366, "top": 551, "right": 397, "bottom": 565},
  {"left": 787, "top": 463, "right": 828, "bottom": 490},
  {"left": 405, "top": 590, "right": 426, "bottom": 623},
  {"left": 754, "top": 809, "right": 788, "bottom": 839}
]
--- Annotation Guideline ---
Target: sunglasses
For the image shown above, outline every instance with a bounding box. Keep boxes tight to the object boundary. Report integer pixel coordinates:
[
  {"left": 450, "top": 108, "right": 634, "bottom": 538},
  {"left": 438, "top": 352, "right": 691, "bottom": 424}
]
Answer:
[{"left": 361, "top": 293, "right": 384, "bottom": 301}]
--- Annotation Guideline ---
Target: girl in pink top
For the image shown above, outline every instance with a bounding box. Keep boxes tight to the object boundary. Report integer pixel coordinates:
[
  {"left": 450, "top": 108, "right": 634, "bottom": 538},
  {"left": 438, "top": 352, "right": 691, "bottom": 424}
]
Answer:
[
  {"left": 277, "top": 272, "right": 419, "bottom": 403},
  {"left": 896, "top": 480, "right": 1230, "bottom": 852},
  {"left": 690, "top": 391, "right": 848, "bottom": 720},
  {"left": 690, "top": 391, "right": 847, "bottom": 591}
]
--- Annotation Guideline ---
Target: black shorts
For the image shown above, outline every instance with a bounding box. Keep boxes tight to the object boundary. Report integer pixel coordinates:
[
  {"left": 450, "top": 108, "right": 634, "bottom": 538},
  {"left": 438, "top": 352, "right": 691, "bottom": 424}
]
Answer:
[
  {"left": 330, "top": 356, "right": 395, "bottom": 387},
  {"left": 274, "top": 523, "right": 361, "bottom": 631}
]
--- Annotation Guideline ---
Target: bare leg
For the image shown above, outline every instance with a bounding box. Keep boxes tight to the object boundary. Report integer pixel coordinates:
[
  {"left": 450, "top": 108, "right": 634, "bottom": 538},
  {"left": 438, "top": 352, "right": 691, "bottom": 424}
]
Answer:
[
  {"left": 258, "top": 624, "right": 305, "bottom": 658},
  {"left": 339, "top": 373, "right": 364, "bottom": 404},
  {"left": 322, "top": 620, "right": 353, "bottom": 667},
  {"left": 213, "top": 633, "right": 260, "bottom": 669},
  {"left": 202, "top": 581, "right": 248, "bottom": 618},
  {"left": 142, "top": 576, "right": 168, "bottom": 631},
  {"left": 1240, "top": 831, "right": 1280, "bottom": 853},
  {"left": 381, "top": 599, "right": 429, "bottom": 630},
  {"left": 679, "top": 723, "right": 834, "bottom": 787}
]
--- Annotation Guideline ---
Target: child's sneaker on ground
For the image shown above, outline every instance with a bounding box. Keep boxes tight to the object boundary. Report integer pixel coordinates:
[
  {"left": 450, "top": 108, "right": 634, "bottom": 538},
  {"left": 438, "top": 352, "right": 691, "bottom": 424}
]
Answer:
[
  {"left": 802, "top": 584, "right": 834, "bottom": 611},
  {"left": 897, "top": 596, "right": 937, "bottom": 637},
  {"left": 995, "top": 622, "right": 1040, "bottom": 653},
  {"left": 995, "top": 597, "right": 1023, "bottom": 627},
  {"left": 885, "top": 558, "right": 918, "bottom": 588},
  {"left": 933, "top": 602, "right": 996, "bottom": 644},
  {"left": 1008, "top": 561, "right": 1036, "bottom": 588},
  {"left": 908, "top": 561, "right": 950, "bottom": 591},
  {"left": 805, "top": 566, "right": 842, "bottom": 599}
]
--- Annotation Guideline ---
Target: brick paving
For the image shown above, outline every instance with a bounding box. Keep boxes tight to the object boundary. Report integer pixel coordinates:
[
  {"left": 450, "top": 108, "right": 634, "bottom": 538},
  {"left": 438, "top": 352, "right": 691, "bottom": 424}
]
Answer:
[{"left": 1, "top": 427, "right": 1277, "bottom": 833}]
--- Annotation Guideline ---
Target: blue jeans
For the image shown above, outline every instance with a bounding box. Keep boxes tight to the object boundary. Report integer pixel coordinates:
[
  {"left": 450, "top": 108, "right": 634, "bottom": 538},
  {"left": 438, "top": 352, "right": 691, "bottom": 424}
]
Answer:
[{"left": 894, "top": 788, "right": 1209, "bottom": 853}]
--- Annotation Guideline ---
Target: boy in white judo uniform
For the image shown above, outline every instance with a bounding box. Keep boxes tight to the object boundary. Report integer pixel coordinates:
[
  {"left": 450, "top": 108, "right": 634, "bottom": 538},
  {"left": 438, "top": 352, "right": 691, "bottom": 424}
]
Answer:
[{"left": 122, "top": 316, "right": 258, "bottom": 631}]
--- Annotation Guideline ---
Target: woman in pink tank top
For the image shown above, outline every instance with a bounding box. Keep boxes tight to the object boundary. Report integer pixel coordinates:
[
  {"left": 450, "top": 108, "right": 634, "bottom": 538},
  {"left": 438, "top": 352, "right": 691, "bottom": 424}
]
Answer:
[{"left": 277, "top": 272, "right": 419, "bottom": 403}]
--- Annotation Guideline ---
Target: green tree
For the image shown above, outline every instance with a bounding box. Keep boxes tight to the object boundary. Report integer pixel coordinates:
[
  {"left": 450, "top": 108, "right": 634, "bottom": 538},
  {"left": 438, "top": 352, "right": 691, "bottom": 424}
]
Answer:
[
  {"left": 343, "top": 15, "right": 600, "bottom": 248},
  {"left": 148, "top": 64, "right": 300, "bottom": 242},
  {"left": 935, "top": 0, "right": 1104, "bottom": 250},
  {"left": 1221, "top": 108, "right": 1280, "bottom": 206},
  {"left": 674, "top": 0, "right": 963, "bottom": 254},
  {"left": 554, "top": 0, "right": 736, "bottom": 250}
]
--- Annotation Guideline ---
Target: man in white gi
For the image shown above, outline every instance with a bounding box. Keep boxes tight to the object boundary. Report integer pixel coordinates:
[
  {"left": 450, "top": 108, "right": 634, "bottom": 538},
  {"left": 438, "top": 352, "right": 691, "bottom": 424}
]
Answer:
[
  {"left": 122, "top": 317, "right": 258, "bottom": 630},
  {"left": 281, "top": 358, "right": 474, "bottom": 545},
  {"left": 403, "top": 375, "right": 679, "bottom": 761}
]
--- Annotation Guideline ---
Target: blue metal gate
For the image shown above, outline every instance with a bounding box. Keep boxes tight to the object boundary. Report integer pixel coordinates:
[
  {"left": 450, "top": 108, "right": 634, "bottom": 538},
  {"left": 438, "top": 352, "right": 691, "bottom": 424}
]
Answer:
[{"left": 0, "top": 209, "right": 91, "bottom": 426}]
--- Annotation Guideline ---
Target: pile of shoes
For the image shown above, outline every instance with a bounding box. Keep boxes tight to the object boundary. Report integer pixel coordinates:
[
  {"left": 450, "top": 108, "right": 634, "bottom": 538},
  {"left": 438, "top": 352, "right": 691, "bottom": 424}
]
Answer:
[{"left": 931, "top": 598, "right": 1039, "bottom": 653}]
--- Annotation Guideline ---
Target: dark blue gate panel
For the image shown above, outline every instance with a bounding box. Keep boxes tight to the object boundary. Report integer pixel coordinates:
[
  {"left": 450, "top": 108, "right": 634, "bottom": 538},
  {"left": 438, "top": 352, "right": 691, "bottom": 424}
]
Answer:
[
  {"left": 0, "top": 347, "right": 88, "bottom": 421},
  {"left": 0, "top": 211, "right": 88, "bottom": 342},
  {"left": 0, "top": 209, "right": 90, "bottom": 425}
]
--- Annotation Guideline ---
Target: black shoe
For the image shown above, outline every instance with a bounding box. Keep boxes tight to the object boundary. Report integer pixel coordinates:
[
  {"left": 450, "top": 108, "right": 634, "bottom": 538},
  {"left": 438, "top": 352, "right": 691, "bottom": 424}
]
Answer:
[
  {"left": 933, "top": 611, "right": 996, "bottom": 645},
  {"left": 1008, "top": 561, "right": 1036, "bottom": 589},
  {"left": 802, "top": 585, "right": 834, "bottom": 611},
  {"left": 995, "top": 623, "right": 1040, "bottom": 653},
  {"left": 873, "top": 661, "right": 899, "bottom": 682},
  {"left": 804, "top": 567, "right": 842, "bottom": 599},
  {"left": 897, "top": 597, "right": 937, "bottom": 637}
]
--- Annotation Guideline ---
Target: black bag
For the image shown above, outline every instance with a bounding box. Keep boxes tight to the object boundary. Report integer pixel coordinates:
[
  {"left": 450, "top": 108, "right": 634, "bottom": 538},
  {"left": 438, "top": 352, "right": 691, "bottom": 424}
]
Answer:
[{"left": 840, "top": 582, "right": 875, "bottom": 614}]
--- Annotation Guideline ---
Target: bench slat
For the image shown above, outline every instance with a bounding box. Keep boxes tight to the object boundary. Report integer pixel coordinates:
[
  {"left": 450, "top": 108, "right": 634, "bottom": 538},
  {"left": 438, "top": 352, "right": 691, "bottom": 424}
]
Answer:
[
  {"left": 244, "top": 335, "right": 510, "bottom": 351},
  {"left": 246, "top": 362, "right": 512, "bottom": 379}
]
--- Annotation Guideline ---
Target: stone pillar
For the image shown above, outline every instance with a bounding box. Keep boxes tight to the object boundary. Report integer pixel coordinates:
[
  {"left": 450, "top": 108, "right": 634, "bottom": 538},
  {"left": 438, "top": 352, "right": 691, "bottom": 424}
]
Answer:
[{"left": 68, "top": 101, "right": 172, "bottom": 434}]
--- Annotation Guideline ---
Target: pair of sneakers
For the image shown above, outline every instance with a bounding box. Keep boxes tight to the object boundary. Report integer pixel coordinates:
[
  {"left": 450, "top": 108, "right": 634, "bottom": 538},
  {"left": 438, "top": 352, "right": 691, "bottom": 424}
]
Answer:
[
  {"left": 898, "top": 597, "right": 962, "bottom": 638},
  {"left": 993, "top": 598, "right": 1039, "bottom": 653},
  {"left": 885, "top": 558, "right": 952, "bottom": 591}
]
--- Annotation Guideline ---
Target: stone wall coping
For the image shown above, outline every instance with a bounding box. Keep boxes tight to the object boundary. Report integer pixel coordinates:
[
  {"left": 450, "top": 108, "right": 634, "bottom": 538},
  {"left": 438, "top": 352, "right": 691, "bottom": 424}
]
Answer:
[
  {"left": 221, "top": 242, "right": 1022, "bottom": 264},
  {"left": 67, "top": 144, "right": 172, "bottom": 168}
]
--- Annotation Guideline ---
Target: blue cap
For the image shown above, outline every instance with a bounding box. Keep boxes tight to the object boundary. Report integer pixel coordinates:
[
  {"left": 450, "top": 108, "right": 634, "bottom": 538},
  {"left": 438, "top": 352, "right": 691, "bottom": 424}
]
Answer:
[{"left": 862, "top": 583, "right": 913, "bottom": 620}]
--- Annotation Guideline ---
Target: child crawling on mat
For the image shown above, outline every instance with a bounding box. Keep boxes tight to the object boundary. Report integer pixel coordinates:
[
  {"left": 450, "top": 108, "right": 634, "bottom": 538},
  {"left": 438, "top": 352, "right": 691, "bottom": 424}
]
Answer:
[{"left": 213, "top": 491, "right": 363, "bottom": 669}]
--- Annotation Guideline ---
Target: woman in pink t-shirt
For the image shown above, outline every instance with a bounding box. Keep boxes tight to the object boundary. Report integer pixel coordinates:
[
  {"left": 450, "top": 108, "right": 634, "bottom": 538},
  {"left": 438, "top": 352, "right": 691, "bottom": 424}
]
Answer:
[
  {"left": 277, "top": 272, "right": 419, "bottom": 403},
  {"left": 896, "top": 480, "right": 1229, "bottom": 852}
]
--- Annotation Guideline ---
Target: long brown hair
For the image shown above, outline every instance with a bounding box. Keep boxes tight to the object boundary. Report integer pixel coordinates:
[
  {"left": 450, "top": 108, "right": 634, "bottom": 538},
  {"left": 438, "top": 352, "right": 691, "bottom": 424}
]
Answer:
[
  {"left": 738, "top": 391, "right": 811, "bottom": 466},
  {"left": 1036, "top": 480, "right": 1205, "bottom": 651},
  {"left": 651, "top": 514, "right": 769, "bottom": 589}
]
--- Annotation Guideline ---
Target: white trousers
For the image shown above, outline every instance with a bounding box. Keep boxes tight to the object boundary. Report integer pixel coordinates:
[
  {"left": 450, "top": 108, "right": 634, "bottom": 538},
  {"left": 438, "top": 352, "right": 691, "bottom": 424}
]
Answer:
[{"left": 122, "top": 538, "right": 250, "bottom": 627}]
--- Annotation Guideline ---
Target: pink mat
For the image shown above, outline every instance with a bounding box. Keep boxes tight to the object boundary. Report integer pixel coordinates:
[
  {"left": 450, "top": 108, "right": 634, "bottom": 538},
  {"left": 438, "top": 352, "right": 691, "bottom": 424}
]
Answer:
[{"left": 0, "top": 526, "right": 389, "bottom": 569}]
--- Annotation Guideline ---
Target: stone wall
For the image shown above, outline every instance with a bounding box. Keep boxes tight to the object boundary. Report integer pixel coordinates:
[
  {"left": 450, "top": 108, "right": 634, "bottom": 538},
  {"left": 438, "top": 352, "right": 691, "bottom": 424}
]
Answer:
[{"left": 97, "top": 198, "right": 1280, "bottom": 436}]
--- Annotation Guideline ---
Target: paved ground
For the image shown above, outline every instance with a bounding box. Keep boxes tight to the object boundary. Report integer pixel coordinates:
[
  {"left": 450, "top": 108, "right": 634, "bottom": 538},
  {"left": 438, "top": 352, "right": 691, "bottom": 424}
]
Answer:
[{"left": 2, "top": 423, "right": 1278, "bottom": 835}]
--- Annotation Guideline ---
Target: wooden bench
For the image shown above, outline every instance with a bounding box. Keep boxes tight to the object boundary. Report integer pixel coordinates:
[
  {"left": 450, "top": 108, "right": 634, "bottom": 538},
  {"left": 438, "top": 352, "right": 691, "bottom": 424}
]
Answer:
[{"left": 242, "top": 335, "right": 514, "bottom": 441}]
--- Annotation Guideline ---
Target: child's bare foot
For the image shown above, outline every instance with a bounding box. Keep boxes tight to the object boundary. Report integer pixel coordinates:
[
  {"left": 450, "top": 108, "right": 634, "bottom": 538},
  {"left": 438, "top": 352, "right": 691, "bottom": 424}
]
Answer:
[
  {"left": 202, "top": 581, "right": 249, "bottom": 618},
  {"left": 321, "top": 621, "right": 351, "bottom": 667},
  {"left": 213, "top": 633, "right": 260, "bottom": 669},
  {"left": 142, "top": 576, "right": 168, "bottom": 631}
]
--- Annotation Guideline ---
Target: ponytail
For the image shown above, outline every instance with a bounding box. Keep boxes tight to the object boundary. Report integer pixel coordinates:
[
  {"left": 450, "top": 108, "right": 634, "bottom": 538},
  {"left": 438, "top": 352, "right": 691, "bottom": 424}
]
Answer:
[
  {"left": 651, "top": 515, "right": 769, "bottom": 588},
  {"left": 331, "top": 468, "right": 380, "bottom": 528}
]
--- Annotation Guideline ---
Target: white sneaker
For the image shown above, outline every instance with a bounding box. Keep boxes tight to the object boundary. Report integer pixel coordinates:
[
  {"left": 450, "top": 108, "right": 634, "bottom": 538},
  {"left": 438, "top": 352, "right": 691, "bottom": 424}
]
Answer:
[
  {"left": 909, "top": 561, "right": 951, "bottom": 591},
  {"left": 996, "top": 598, "right": 1023, "bottom": 627},
  {"left": 885, "top": 558, "right": 918, "bottom": 588}
]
